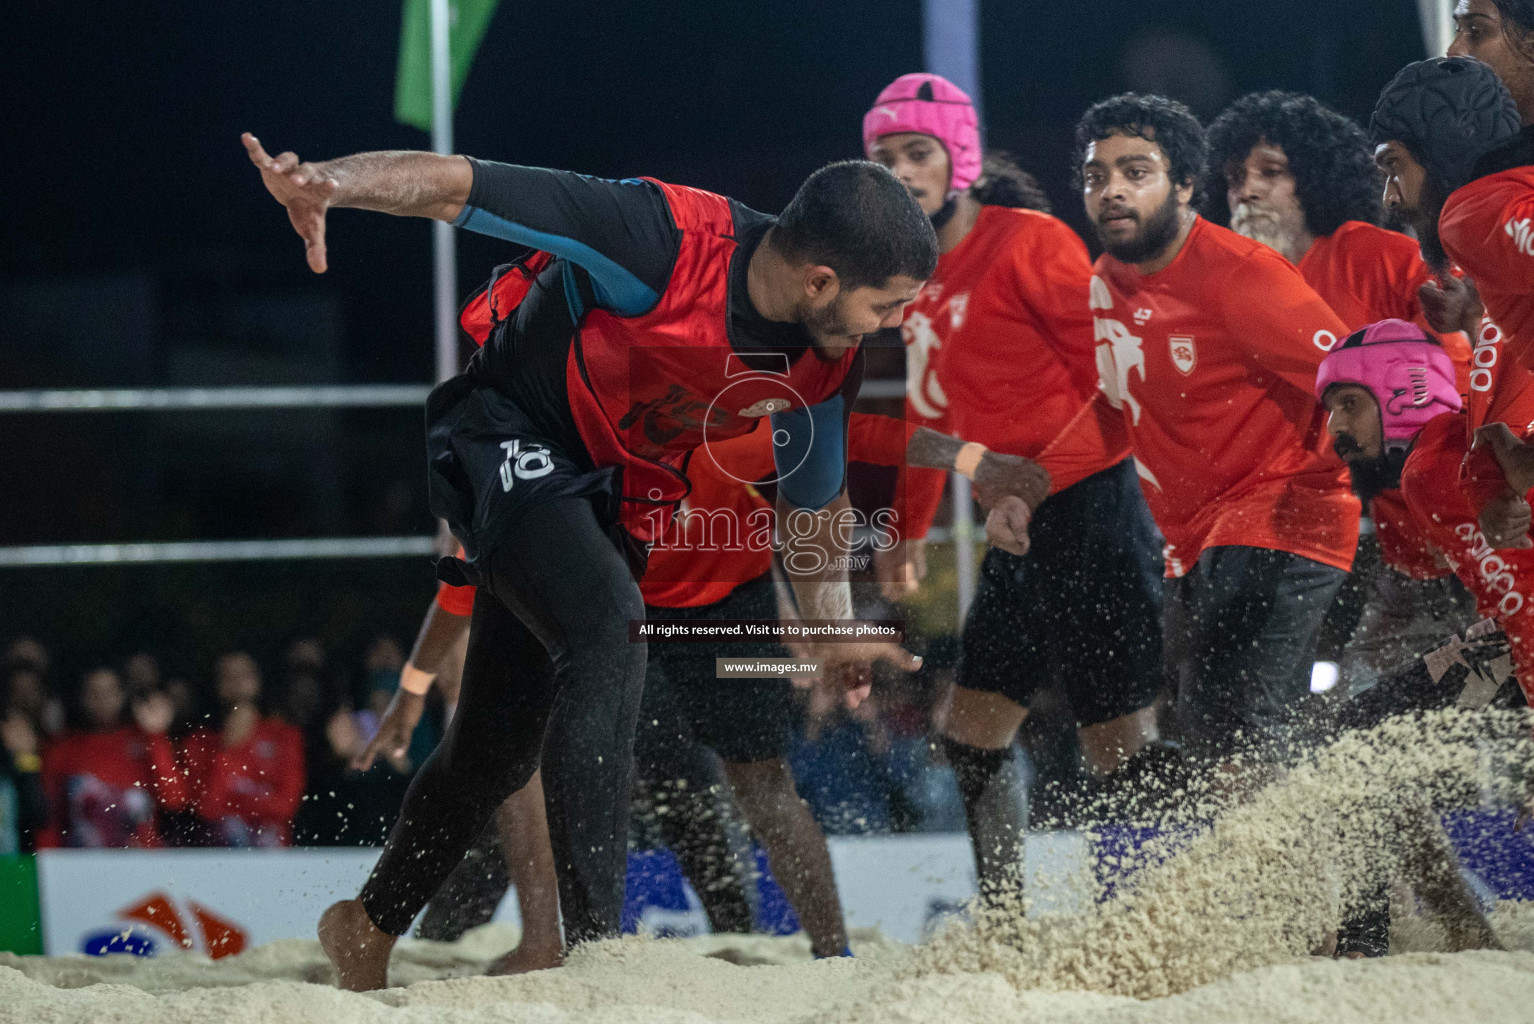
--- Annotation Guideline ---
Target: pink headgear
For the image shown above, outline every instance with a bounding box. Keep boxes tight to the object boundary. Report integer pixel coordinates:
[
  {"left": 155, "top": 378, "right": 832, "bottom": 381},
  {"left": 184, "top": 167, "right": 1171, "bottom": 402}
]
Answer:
[
  {"left": 862, "top": 73, "right": 982, "bottom": 194},
  {"left": 1314, "top": 318, "right": 1462, "bottom": 448}
]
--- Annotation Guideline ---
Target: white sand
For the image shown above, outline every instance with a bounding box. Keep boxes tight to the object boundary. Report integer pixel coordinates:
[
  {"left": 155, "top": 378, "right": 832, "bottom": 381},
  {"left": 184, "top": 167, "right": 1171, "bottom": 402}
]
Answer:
[{"left": 4, "top": 710, "right": 1533, "bottom": 1024}]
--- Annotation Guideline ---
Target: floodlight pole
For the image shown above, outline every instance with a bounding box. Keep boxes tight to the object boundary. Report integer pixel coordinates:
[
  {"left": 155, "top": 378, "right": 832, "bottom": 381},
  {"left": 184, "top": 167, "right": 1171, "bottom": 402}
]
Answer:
[
  {"left": 430, "top": 0, "right": 458, "bottom": 384},
  {"left": 923, "top": 0, "right": 981, "bottom": 618}
]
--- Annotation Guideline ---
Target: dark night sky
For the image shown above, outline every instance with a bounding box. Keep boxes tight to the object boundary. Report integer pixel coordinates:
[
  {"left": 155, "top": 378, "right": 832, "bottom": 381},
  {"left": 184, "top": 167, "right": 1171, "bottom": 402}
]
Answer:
[
  {"left": 0, "top": 2, "right": 1428, "bottom": 668},
  {"left": 2, "top": 0, "right": 1426, "bottom": 385}
]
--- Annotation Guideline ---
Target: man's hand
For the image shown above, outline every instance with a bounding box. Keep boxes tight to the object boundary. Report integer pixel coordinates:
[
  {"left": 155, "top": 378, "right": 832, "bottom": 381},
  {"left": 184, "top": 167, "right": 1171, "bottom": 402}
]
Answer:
[
  {"left": 243, "top": 133, "right": 339, "bottom": 273},
  {"left": 1474, "top": 422, "right": 1534, "bottom": 495},
  {"left": 874, "top": 537, "right": 927, "bottom": 602},
  {"left": 985, "top": 495, "right": 1033, "bottom": 556},
  {"left": 1418, "top": 275, "right": 1484, "bottom": 337},
  {"left": 814, "top": 641, "right": 922, "bottom": 709},
  {"left": 352, "top": 690, "right": 426, "bottom": 772},
  {"left": 971, "top": 451, "right": 1050, "bottom": 510},
  {"left": 1479, "top": 489, "right": 1533, "bottom": 549}
]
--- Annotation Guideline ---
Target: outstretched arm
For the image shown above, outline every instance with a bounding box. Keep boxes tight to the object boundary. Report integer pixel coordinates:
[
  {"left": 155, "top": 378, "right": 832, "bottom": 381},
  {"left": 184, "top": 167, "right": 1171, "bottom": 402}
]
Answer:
[{"left": 243, "top": 133, "right": 472, "bottom": 272}]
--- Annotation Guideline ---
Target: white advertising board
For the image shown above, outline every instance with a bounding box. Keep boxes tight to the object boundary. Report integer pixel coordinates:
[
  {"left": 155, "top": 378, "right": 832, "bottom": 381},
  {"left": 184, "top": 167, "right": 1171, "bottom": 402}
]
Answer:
[{"left": 37, "top": 833, "right": 1091, "bottom": 956}]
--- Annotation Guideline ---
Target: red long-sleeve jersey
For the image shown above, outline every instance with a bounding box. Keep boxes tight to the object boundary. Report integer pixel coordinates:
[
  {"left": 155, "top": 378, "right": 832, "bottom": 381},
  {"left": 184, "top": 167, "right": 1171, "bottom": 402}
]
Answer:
[
  {"left": 1298, "top": 220, "right": 1472, "bottom": 381},
  {"left": 1441, "top": 167, "right": 1534, "bottom": 372},
  {"left": 1402, "top": 411, "right": 1534, "bottom": 704},
  {"left": 180, "top": 718, "right": 305, "bottom": 847},
  {"left": 1440, "top": 168, "right": 1534, "bottom": 510},
  {"left": 436, "top": 412, "right": 912, "bottom": 611},
  {"left": 899, "top": 206, "right": 1100, "bottom": 539},
  {"left": 1036, "top": 216, "right": 1359, "bottom": 577},
  {"left": 37, "top": 726, "right": 187, "bottom": 848}
]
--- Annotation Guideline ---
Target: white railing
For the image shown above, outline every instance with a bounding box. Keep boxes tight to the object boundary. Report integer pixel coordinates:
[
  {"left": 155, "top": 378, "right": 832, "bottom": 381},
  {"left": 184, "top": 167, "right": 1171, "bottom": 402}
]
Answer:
[{"left": 0, "top": 377, "right": 917, "bottom": 567}]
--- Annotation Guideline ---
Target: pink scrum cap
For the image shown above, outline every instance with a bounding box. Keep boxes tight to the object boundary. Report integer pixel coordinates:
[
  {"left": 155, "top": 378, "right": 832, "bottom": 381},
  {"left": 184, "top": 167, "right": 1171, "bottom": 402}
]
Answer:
[
  {"left": 863, "top": 73, "right": 982, "bottom": 194},
  {"left": 1314, "top": 318, "right": 1462, "bottom": 447}
]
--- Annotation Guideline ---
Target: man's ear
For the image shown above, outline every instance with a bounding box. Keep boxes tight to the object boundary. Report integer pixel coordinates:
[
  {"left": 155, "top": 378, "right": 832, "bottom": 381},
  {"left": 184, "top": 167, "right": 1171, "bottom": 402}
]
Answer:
[
  {"left": 1174, "top": 178, "right": 1196, "bottom": 207},
  {"left": 804, "top": 265, "right": 840, "bottom": 304}
]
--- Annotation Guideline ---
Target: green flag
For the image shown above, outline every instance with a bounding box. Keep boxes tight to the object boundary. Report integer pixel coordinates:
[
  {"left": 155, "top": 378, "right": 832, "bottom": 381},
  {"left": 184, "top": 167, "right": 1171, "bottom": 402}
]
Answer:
[{"left": 394, "top": 0, "right": 501, "bottom": 132}]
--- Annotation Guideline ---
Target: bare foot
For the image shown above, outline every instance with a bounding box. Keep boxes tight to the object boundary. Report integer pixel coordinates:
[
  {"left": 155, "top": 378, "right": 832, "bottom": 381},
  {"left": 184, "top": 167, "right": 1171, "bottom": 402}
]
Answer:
[
  {"left": 487, "top": 942, "right": 564, "bottom": 975},
  {"left": 318, "top": 899, "right": 396, "bottom": 991}
]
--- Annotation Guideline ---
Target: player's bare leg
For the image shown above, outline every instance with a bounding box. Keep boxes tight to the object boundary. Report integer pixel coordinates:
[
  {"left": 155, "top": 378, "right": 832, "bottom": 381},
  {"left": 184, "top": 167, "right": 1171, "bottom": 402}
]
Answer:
[
  {"left": 1077, "top": 706, "right": 1158, "bottom": 778},
  {"left": 724, "top": 757, "right": 849, "bottom": 957},
  {"left": 487, "top": 771, "right": 565, "bottom": 974},
  {"left": 318, "top": 899, "right": 396, "bottom": 991}
]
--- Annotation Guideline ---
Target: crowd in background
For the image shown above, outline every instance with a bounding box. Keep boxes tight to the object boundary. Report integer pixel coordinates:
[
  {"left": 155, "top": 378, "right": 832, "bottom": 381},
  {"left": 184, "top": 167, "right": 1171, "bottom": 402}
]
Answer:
[{"left": 0, "top": 623, "right": 972, "bottom": 854}]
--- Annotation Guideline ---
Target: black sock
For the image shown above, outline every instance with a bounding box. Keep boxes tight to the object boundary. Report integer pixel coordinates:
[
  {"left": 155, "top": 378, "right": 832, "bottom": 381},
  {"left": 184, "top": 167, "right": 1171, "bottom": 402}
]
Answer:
[{"left": 942, "top": 736, "right": 1028, "bottom": 904}]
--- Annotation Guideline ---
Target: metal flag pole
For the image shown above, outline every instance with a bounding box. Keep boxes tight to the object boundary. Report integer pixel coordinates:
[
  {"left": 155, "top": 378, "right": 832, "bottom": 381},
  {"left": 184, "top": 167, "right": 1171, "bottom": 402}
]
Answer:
[
  {"left": 923, "top": 0, "right": 981, "bottom": 619},
  {"left": 430, "top": 0, "right": 458, "bottom": 384}
]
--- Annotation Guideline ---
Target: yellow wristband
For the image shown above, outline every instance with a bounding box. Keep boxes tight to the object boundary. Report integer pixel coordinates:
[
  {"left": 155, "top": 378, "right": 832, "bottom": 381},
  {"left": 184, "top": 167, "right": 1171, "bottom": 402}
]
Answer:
[
  {"left": 399, "top": 664, "right": 436, "bottom": 696},
  {"left": 954, "top": 442, "right": 987, "bottom": 480}
]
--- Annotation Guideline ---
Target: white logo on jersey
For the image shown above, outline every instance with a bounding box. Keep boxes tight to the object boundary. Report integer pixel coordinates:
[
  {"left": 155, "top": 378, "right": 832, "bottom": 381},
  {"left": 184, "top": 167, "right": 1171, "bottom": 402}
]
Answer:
[
  {"left": 1088, "top": 277, "right": 1146, "bottom": 425},
  {"left": 1453, "top": 521, "right": 1527, "bottom": 616},
  {"left": 903, "top": 310, "right": 948, "bottom": 420},
  {"left": 1089, "top": 275, "right": 1113, "bottom": 312},
  {"left": 1313, "top": 329, "right": 1338, "bottom": 352},
  {"left": 1133, "top": 307, "right": 1153, "bottom": 325},
  {"left": 948, "top": 292, "right": 970, "bottom": 331},
  {"left": 1506, "top": 216, "right": 1534, "bottom": 257},
  {"left": 1471, "top": 316, "right": 1503, "bottom": 394},
  {"left": 499, "top": 439, "right": 555, "bottom": 492}
]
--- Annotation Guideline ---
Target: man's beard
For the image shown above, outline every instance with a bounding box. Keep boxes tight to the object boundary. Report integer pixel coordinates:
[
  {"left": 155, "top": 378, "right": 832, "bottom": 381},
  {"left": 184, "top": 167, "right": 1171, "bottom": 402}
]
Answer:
[
  {"left": 1231, "top": 202, "right": 1301, "bottom": 257},
  {"left": 803, "top": 298, "right": 858, "bottom": 361},
  {"left": 1094, "top": 188, "right": 1183, "bottom": 264},
  {"left": 1401, "top": 182, "right": 1449, "bottom": 272},
  {"left": 1335, "top": 437, "right": 1408, "bottom": 503}
]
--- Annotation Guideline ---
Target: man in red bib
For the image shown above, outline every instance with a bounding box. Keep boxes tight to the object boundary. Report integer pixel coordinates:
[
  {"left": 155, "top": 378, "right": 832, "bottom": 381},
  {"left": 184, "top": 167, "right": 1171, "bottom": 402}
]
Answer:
[{"left": 244, "top": 134, "right": 937, "bottom": 988}]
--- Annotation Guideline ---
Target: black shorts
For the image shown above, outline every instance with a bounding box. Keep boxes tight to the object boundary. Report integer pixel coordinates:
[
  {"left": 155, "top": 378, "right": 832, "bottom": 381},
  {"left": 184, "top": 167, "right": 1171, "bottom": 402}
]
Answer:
[
  {"left": 635, "top": 573, "right": 794, "bottom": 768},
  {"left": 425, "top": 375, "right": 646, "bottom": 585},
  {"left": 958, "top": 458, "right": 1165, "bottom": 727},
  {"left": 1165, "top": 545, "right": 1346, "bottom": 761}
]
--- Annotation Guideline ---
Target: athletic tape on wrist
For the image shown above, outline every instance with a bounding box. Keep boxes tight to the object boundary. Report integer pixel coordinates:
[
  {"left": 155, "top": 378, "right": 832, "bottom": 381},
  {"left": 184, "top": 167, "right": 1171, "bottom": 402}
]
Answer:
[
  {"left": 954, "top": 442, "right": 987, "bottom": 480},
  {"left": 399, "top": 664, "right": 435, "bottom": 696}
]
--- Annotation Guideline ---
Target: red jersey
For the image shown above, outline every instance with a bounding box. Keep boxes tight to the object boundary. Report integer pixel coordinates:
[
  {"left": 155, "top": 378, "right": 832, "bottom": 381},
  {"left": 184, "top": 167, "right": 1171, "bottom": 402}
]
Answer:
[
  {"left": 1297, "top": 219, "right": 1473, "bottom": 581},
  {"left": 180, "top": 718, "right": 305, "bottom": 847},
  {"left": 1440, "top": 167, "right": 1534, "bottom": 372},
  {"left": 1298, "top": 219, "right": 1472, "bottom": 389},
  {"left": 439, "top": 413, "right": 912, "bottom": 611},
  {"left": 1036, "top": 216, "right": 1359, "bottom": 577},
  {"left": 900, "top": 206, "right": 1100, "bottom": 538},
  {"left": 37, "top": 726, "right": 187, "bottom": 848},
  {"left": 1402, "top": 412, "right": 1534, "bottom": 704}
]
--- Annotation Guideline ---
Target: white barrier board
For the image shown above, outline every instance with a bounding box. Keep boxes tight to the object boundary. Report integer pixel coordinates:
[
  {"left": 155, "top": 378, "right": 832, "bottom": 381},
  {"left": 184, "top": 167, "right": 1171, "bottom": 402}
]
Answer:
[{"left": 37, "top": 833, "right": 1091, "bottom": 955}]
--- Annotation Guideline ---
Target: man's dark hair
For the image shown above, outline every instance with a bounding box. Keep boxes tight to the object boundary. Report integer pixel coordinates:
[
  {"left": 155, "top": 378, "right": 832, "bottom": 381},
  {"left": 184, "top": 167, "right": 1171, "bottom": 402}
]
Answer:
[
  {"left": 969, "top": 151, "right": 1052, "bottom": 212},
  {"left": 1201, "top": 91, "right": 1382, "bottom": 235},
  {"left": 773, "top": 160, "right": 938, "bottom": 289},
  {"left": 1073, "top": 93, "right": 1207, "bottom": 200}
]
